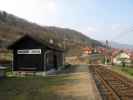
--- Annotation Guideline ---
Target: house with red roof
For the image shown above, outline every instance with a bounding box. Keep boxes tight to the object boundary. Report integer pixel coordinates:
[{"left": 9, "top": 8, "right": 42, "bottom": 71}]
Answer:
[{"left": 82, "top": 47, "right": 105, "bottom": 64}]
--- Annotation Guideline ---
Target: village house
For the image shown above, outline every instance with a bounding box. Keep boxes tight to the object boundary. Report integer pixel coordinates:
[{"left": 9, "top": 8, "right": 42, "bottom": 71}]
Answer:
[
  {"left": 82, "top": 47, "right": 105, "bottom": 64},
  {"left": 82, "top": 47, "right": 123, "bottom": 64},
  {"left": 82, "top": 47, "right": 93, "bottom": 56},
  {"left": 8, "top": 34, "right": 64, "bottom": 75},
  {"left": 112, "top": 50, "right": 131, "bottom": 65}
]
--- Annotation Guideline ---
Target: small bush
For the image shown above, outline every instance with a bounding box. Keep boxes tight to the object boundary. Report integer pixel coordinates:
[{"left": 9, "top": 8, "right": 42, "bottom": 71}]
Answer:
[{"left": 64, "top": 64, "right": 71, "bottom": 69}]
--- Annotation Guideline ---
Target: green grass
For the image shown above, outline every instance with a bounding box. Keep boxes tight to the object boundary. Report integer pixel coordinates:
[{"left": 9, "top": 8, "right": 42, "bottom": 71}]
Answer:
[
  {"left": 0, "top": 75, "right": 75, "bottom": 100},
  {"left": 121, "top": 67, "right": 133, "bottom": 76},
  {"left": 112, "top": 66, "right": 133, "bottom": 79}
]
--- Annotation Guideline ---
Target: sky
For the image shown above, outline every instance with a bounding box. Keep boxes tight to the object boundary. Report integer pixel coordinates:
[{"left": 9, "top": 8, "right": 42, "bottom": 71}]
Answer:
[{"left": 0, "top": 0, "right": 133, "bottom": 44}]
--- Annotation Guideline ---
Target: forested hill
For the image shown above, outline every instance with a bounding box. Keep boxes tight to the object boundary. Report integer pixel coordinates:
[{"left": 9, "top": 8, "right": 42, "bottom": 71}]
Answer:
[{"left": 0, "top": 11, "right": 103, "bottom": 56}]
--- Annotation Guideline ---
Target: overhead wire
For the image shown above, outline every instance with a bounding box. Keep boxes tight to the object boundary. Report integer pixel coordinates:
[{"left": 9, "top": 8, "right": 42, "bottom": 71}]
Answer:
[
  {"left": 111, "top": 26, "right": 133, "bottom": 41},
  {"left": 109, "top": 26, "right": 133, "bottom": 48}
]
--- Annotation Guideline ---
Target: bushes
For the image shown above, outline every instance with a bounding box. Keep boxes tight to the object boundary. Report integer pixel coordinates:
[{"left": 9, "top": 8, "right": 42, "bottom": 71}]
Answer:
[{"left": 64, "top": 63, "right": 71, "bottom": 69}]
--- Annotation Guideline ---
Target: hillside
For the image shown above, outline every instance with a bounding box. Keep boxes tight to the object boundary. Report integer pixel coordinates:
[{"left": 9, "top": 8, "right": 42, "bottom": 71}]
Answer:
[{"left": 0, "top": 11, "right": 103, "bottom": 56}]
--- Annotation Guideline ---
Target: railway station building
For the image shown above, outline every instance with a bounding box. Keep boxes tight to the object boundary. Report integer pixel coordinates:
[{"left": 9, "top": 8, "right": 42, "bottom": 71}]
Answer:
[{"left": 8, "top": 34, "right": 64, "bottom": 72}]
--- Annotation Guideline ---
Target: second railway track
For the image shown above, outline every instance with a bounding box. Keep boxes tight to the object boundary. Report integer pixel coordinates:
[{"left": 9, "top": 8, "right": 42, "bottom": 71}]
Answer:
[{"left": 89, "top": 65, "right": 133, "bottom": 100}]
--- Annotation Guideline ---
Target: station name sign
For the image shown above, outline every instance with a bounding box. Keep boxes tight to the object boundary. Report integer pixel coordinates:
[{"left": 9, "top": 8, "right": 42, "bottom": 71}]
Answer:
[{"left": 17, "top": 49, "right": 41, "bottom": 54}]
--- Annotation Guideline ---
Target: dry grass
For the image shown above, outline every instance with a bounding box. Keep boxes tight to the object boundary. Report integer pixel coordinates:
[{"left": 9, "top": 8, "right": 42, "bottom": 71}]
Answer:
[
  {"left": 51, "top": 72, "right": 98, "bottom": 100},
  {"left": 0, "top": 65, "right": 100, "bottom": 100}
]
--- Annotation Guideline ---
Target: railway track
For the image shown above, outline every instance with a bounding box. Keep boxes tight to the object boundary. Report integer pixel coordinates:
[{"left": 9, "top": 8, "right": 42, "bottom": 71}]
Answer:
[{"left": 89, "top": 65, "right": 133, "bottom": 100}]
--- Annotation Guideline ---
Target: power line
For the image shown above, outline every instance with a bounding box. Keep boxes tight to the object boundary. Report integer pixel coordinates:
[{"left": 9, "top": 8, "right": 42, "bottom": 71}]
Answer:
[{"left": 111, "top": 26, "right": 133, "bottom": 41}]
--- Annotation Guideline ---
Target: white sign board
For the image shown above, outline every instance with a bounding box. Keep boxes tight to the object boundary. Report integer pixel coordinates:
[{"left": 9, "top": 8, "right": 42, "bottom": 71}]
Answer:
[{"left": 17, "top": 49, "right": 41, "bottom": 54}]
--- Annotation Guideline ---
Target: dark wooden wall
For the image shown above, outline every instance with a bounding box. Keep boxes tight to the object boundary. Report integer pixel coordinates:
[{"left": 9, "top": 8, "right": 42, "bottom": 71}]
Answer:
[
  {"left": 12, "top": 36, "right": 46, "bottom": 71},
  {"left": 13, "top": 49, "right": 44, "bottom": 71},
  {"left": 11, "top": 35, "right": 63, "bottom": 71}
]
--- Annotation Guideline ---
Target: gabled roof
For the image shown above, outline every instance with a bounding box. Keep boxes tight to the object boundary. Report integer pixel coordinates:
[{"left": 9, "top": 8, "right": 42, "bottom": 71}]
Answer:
[
  {"left": 8, "top": 34, "right": 64, "bottom": 52},
  {"left": 113, "top": 50, "right": 130, "bottom": 58}
]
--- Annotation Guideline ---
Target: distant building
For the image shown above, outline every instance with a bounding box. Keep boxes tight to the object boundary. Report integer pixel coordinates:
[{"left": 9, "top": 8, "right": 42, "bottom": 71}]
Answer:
[
  {"left": 8, "top": 34, "right": 64, "bottom": 72},
  {"left": 82, "top": 47, "right": 105, "bottom": 64},
  {"left": 113, "top": 50, "right": 131, "bottom": 65},
  {"left": 82, "top": 47, "right": 93, "bottom": 55}
]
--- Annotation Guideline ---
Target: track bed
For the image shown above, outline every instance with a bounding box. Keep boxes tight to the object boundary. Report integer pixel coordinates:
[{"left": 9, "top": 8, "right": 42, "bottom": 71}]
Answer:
[{"left": 89, "top": 65, "right": 133, "bottom": 100}]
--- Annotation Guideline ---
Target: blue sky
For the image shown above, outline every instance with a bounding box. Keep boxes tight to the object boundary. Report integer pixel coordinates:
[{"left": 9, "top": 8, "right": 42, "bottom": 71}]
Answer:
[{"left": 0, "top": 0, "right": 133, "bottom": 44}]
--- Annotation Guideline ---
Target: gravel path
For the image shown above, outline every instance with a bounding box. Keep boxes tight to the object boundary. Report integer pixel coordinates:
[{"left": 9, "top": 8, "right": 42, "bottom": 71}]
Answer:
[{"left": 52, "top": 65, "right": 102, "bottom": 100}]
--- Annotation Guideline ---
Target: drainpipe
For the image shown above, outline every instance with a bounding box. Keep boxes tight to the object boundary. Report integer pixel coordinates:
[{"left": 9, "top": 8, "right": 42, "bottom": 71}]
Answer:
[
  {"left": 62, "top": 52, "right": 65, "bottom": 67},
  {"left": 12, "top": 50, "right": 14, "bottom": 72}
]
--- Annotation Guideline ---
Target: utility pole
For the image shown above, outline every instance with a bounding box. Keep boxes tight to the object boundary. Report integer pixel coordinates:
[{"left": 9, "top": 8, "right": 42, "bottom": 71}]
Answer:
[
  {"left": 105, "top": 40, "right": 112, "bottom": 65},
  {"left": 63, "top": 34, "right": 66, "bottom": 49},
  {"left": 106, "top": 40, "right": 109, "bottom": 49},
  {"left": 63, "top": 34, "right": 66, "bottom": 67},
  {"left": 105, "top": 40, "right": 109, "bottom": 64}
]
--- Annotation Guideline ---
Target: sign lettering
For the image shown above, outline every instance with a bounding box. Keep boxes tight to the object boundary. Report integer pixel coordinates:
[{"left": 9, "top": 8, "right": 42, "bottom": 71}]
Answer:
[{"left": 17, "top": 49, "right": 41, "bottom": 54}]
